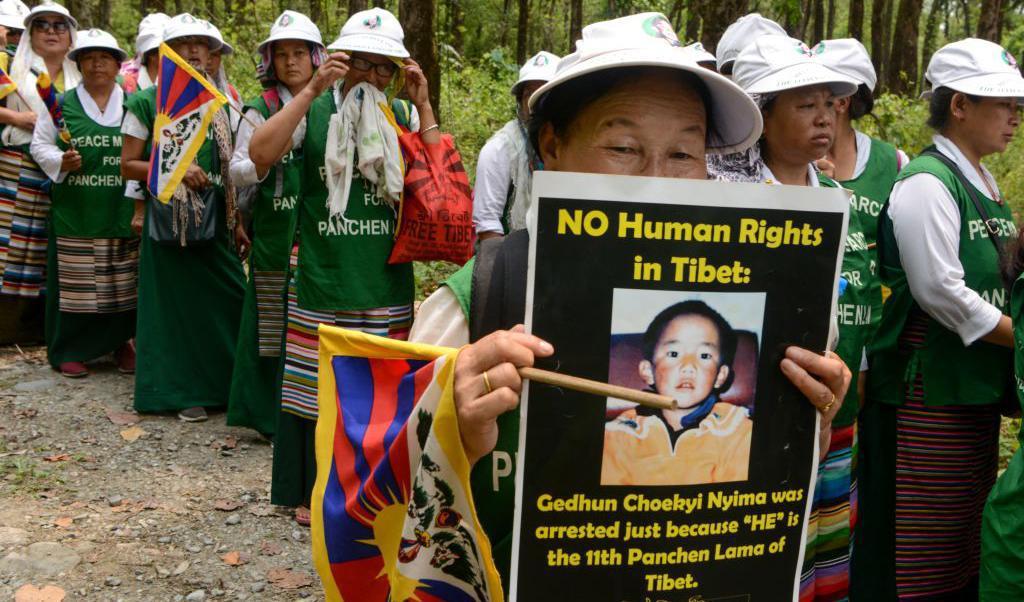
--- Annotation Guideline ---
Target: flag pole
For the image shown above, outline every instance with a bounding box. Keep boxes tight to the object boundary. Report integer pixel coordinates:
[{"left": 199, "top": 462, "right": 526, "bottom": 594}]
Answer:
[
  {"left": 517, "top": 366, "right": 678, "bottom": 411},
  {"left": 223, "top": 99, "right": 261, "bottom": 130}
]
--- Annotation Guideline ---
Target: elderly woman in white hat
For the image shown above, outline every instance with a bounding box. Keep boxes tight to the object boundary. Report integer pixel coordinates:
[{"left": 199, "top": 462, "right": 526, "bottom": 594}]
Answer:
[
  {"left": 473, "top": 50, "right": 558, "bottom": 239},
  {"left": 248, "top": 6, "right": 448, "bottom": 525},
  {"left": 225, "top": 9, "right": 324, "bottom": 477},
  {"left": 408, "top": 13, "right": 851, "bottom": 588},
  {"left": 28, "top": 29, "right": 135, "bottom": 378},
  {"left": 120, "top": 12, "right": 168, "bottom": 94},
  {"left": 119, "top": 13, "right": 244, "bottom": 424},
  {"left": 0, "top": 1, "right": 78, "bottom": 305},
  {"left": 858, "top": 39, "right": 1024, "bottom": 601}
]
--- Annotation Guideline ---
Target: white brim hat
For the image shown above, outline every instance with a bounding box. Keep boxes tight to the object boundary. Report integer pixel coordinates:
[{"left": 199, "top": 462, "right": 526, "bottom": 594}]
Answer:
[
  {"left": 813, "top": 38, "right": 877, "bottom": 91},
  {"left": 733, "top": 35, "right": 859, "bottom": 97},
  {"left": 529, "top": 13, "right": 762, "bottom": 155},
  {"left": 258, "top": 10, "right": 323, "bottom": 54},
  {"left": 328, "top": 7, "right": 408, "bottom": 59},
  {"left": 24, "top": 1, "right": 77, "bottom": 30},
  {"left": 716, "top": 12, "right": 786, "bottom": 73},
  {"left": 922, "top": 38, "right": 1024, "bottom": 100},
  {"left": 512, "top": 50, "right": 559, "bottom": 95},
  {"left": 207, "top": 21, "right": 232, "bottom": 55},
  {"left": 135, "top": 12, "right": 169, "bottom": 57},
  {"left": 0, "top": 0, "right": 28, "bottom": 30},
  {"left": 68, "top": 28, "right": 127, "bottom": 62},
  {"left": 163, "top": 13, "right": 222, "bottom": 52},
  {"left": 684, "top": 42, "right": 717, "bottom": 67}
]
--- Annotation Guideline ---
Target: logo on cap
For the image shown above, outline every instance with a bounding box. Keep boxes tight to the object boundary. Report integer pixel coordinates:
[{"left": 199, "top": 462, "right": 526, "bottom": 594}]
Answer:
[
  {"left": 795, "top": 41, "right": 813, "bottom": 57},
  {"left": 642, "top": 15, "right": 680, "bottom": 47},
  {"left": 181, "top": 14, "right": 196, "bottom": 24},
  {"left": 533, "top": 54, "right": 548, "bottom": 66},
  {"left": 279, "top": 14, "right": 292, "bottom": 27},
  {"left": 363, "top": 15, "right": 382, "bottom": 30},
  {"left": 812, "top": 42, "right": 826, "bottom": 55},
  {"left": 1002, "top": 49, "right": 1018, "bottom": 69},
  {"left": 88, "top": 29, "right": 101, "bottom": 37}
]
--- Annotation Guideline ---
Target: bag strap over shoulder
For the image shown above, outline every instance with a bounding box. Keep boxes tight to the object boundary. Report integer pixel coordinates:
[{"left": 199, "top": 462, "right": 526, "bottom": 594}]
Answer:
[
  {"left": 469, "top": 229, "right": 529, "bottom": 343},
  {"left": 921, "top": 149, "right": 1004, "bottom": 259}
]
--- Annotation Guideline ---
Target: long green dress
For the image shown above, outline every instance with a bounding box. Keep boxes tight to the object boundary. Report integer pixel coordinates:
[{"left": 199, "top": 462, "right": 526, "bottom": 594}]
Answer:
[
  {"left": 226, "top": 90, "right": 301, "bottom": 437},
  {"left": 124, "top": 87, "right": 245, "bottom": 412},
  {"left": 44, "top": 88, "right": 137, "bottom": 368}
]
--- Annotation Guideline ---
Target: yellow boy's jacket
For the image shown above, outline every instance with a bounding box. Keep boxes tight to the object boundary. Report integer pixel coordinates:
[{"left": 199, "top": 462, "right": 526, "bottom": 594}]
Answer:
[{"left": 601, "top": 402, "right": 752, "bottom": 486}]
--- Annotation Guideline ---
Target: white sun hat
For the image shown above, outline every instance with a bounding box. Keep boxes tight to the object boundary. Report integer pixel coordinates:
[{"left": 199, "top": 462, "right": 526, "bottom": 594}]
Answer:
[
  {"left": 207, "top": 21, "right": 232, "bottom": 55},
  {"left": 684, "top": 42, "right": 717, "bottom": 68},
  {"left": 0, "top": 0, "right": 29, "bottom": 31},
  {"left": 732, "top": 35, "right": 859, "bottom": 97},
  {"left": 328, "top": 7, "right": 408, "bottom": 60},
  {"left": 258, "top": 10, "right": 323, "bottom": 55},
  {"left": 716, "top": 13, "right": 786, "bottom": 73},
  {"left": 512, "top": 50, "right": 559, "bottom": 95},
  {"left": 814, "top": 38, "right": 877, "bottom": 91},
  {"left": 24, "top": 1, "right": 77, "bottom": 30},
  {"left": 135, "top": 12, "right": 169, "bottom": 57},
  {"left": 922, "top": 38, "right": 1024, "bottom": 99},
  {"left": 68, "top": 28, "right": 127, "bottom": 62},
  {"left": 163, "top": 13, "right": 222, "bottom": 51},
  {"left": 529, "top": 12, "right": 763, "bottom": 155}
]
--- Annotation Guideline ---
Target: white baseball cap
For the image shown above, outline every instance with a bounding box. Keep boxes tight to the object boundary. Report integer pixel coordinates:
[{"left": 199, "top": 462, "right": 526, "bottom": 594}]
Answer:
[
  {"left": 513, "top": 50, "right": 559, "bottom": 95},
  {"left": 68, "top": 28, "right": 127, "bottom": 62},
  {"left": 716, "top": 13, "right": 786, "bottom": 73},
  {"left": 24, "top": 1, "right": 77, "bottom": 30},
  {"left": 207, "top": 21, "right": 232, "bottom": 55},
  {"left": 328, "top": 7, "right": 408, "bottom": 59},
  {"left": 135, "top": 12, "right": 169, "bottom": 57},
  {"left": 814, "top": 38, "right": 877, "bottom": 91},
  {"left": 923, "top": 38, "right": 1024, "bottom": 99},
  {"left": 258, "top": 10, "right": 323, "bottom": 55},
  {"left": 684, "top": 42, "right": 717, "bottom": 68},
  {"left": 529, "top": 12, "right": 763, "bottom": 155},
  {"left": 163, "top": 13, "right": 222, "bottom": 52},
  {"left": 733, "top": 35, "right": 858, "bottom": 97},
  {"left": 0, "top": 0, "right": 29, "bottom": 31}
]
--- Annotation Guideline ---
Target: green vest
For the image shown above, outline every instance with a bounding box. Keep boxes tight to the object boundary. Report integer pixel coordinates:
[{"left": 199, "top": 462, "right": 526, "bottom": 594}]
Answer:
[
  {"left": 295, "top": 91, "right": 413, "bottom": 311},
  {"left": 50, "top": 88, "right": 131, "bottom": 239},
  {"left": 246, "top": 93, "right": 300, "bottom": 272},
  {"left": 1012, "top": 273, "right": 1024, "bottom": 428},
  {"left": 868, "top": 149, "right": 1015, "bottom": 406}
]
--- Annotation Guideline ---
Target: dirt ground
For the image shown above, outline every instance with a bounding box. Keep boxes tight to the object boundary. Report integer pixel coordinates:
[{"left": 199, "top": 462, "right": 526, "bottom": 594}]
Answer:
[{"left": 0, "top": 345, "right": 324, "bottom": 601}]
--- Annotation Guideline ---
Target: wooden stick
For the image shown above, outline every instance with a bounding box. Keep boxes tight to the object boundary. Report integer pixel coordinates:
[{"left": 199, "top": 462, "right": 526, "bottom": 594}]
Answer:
[
  {"left": 224, "top": 99, "right": 261, "bottom": 130},
  {"left": 518, "top": 366, "right": 678, "bottom": 411}
]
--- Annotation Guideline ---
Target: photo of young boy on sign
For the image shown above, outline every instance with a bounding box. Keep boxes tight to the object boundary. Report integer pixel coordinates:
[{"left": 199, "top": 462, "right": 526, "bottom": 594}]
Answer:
[{"left": 602, "top": 290, "right": 765, "bottom": 486}]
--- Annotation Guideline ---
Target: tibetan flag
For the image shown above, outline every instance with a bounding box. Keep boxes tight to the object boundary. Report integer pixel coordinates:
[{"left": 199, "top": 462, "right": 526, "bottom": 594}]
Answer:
[
  {"left": 0, "top": 66, "right": 16, "bottom": 102},
  {"left": 312, "top": 326, "right": 504, "bottom": 602},
  {"left": 36, "top": 72, "right": 70, "bottom": 144},
  {"left": 147, "top": 42, "right": 226, "bottom": 203}
]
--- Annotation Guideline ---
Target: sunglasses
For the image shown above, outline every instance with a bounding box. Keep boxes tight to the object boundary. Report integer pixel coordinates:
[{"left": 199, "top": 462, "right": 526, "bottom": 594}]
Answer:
[
  {"left": 32, "top": 19, "right": 70, "bottom": 33},
  {"left": 350, "top": 56, "right": 397, "bottom": 77}
]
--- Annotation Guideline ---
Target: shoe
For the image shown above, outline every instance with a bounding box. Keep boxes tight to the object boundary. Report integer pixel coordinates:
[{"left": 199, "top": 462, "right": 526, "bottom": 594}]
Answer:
[
  {"left": 177, "top": 406, "right": 208, "bottom": 422},
  {"left": 295, "top": 506, "right": 311, "bottom": 527},
  {"left": 115, "top": 341, "right": 136, "bottom": 374},
  {"left": 59, "top": 362, "right": 88, "bottom": 378}
]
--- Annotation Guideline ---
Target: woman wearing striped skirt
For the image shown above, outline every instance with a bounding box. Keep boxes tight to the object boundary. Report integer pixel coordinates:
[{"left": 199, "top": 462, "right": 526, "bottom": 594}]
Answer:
[{"left": 855, "top": 39, "right": 1023, "bottom": 600}]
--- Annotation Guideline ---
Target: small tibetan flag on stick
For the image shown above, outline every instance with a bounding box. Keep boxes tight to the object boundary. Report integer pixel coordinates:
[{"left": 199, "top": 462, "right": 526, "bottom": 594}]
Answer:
[
  {"left": 148, "top": 42, "right": 227, "bottom": 204},
  {"left": 0, "top": 66, "right": 18, "bottom": 102},
  {"left": 36, "top": 71, "right": 71, "bottom": 145}
]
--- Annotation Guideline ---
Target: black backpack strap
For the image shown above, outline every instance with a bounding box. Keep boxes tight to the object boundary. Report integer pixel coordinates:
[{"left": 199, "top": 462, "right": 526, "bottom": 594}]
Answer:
[
  {"left": 921, "top": 149, "right": 1004, "bottom": 258},
  {"left": 469, "top": 229, "right": 529, "bottom": 343}
]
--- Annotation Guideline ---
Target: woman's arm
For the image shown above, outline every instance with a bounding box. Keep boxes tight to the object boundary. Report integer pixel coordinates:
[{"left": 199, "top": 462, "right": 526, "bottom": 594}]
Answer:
[
  {"left": 0, "top": 106, "right": 35, "bottom": 130},
  {"left": 402, "top": 59, "right": 441, "bottom": 145}
]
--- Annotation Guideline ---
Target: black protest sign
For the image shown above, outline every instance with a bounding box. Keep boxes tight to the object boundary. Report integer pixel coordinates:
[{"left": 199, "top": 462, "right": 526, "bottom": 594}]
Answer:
[{"left": 509, "top": 172, "right": 848, "bottom": 602}]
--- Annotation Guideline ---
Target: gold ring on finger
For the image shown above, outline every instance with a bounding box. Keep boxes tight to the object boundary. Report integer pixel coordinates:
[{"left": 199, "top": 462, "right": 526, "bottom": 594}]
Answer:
[
  {"left": 820, "top": 393, "right": 837, "bottom": 414},
  {"left": 482, "top": 370, "right": 493, "bottom": 395}
]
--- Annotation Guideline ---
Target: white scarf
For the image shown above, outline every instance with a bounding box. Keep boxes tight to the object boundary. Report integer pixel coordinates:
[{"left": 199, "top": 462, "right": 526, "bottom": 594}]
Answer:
[
  {"left": 324, "top": 82, "right": 404, "bottom": 221},
  {"left": 3, "top": 30, "right": 81, "bottom": 146},
  {"left": 495, "top": 119, "right": 533, "bottom": 231}
]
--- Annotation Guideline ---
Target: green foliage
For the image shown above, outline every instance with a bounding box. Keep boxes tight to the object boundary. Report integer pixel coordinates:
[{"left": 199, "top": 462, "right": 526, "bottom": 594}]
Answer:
[{"left": 1000, "top": 417, "right": 1021, "bottom": 472}]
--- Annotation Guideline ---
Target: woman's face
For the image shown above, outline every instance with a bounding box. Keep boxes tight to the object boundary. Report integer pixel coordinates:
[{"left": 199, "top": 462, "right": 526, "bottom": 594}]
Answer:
[
  {"left": 207, "top": 50, "right": 222, "bottom": 75},
  {"left": 762, "top": 84, "right": 836, "bottom": 166},
  {"left": 344, "top": 51, "right": 397, "bottom": 92},
  {"left": 168, "top": 36, "right": 210, "bottom": 72},
  {"left": 539, "top": 73, "right": 708, "bottom": 179},
  {"left": 78, "top": 50, "right": 118, "bottom": 89},
  {"left": 29, "top": 15, "right": 72, "bottom": 59},
  {"left": 957, "top": 95, "right": 1020, "bottom": 156},
  {"left": 272, "top": 40, "right": 314, "bottom": 91}
]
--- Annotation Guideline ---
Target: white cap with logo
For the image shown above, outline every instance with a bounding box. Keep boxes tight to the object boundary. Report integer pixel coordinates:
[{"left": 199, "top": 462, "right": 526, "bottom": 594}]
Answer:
[
  {"left": 716, "top": 13, "right": 786, "bottom": 73},
  {"left": 732, "top": 35, "right": 858, "bottom": 97},
  {"left": 258, "top": 10, "right": 323, "bottom": 54},
  {"left": 529, "top": 12, "right": 763, "bottom": 155},
  {"left": 0, "top": 0, "right": 29, "bottom": 31},
  {"left": 923, "top": 38, "right": 1024, "bottom": 99},
  {"left": 813, "top": 38, "right": 876, "bottom": 91},
  {"left": 207, "top": 21, "right": 232, "bottom": 55},
  {"left": 513, "top": 50, "right": 559, "bottom": 95},
  {"left": 328, "top": 7, "right": 408, "bottom": 59},
  {"left": 135, "top": 12, "right": 169, "bottom": 57},
  {"left": 68, "top": 28, "right": 127, "bottom": 62},
  {"left": 25, "top": 1, "right": 77, "bottom": 30},
  {"left": 163, "top": 13, "right": 222, "bottom": 52},
  {"left": 684, "top": 42, "right": 717, "bottom": 67}
]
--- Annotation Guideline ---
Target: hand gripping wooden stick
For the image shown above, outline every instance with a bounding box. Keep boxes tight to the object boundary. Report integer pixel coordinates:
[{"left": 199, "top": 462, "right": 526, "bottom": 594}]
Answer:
[{"left": 517, "top": 366, "right": 678, "bottom": 411}]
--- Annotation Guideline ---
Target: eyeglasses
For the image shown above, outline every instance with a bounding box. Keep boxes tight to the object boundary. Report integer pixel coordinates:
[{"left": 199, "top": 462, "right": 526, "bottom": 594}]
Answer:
[
  {"left": 350, "top": 56, "right": 397, "bottom": 77},
  {"left": 32, "top": 19, "right": 70, "bottom": 33}
]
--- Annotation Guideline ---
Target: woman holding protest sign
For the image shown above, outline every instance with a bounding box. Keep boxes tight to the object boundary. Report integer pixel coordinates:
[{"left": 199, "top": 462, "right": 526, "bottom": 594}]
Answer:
[
  {"left": 119, "top": 13, "right": 244, "bottom": 423},
  {"left": 29, "top": 29, "right": 136, "bottom": 377},
  {"left": 856, "top": 39, "right": 1023, "bottom": 600},
  {"left": 0, "top": 2, "right": 78, "bottom": 344},
  {"left": 248, "top": 7, "right": 461, "bottom": 525},
  {"left": 226, "top": 10, "right": 324, "bottom": 439},
  {"left": 409, "top": 14, "right": 852, "bottom": 588}
]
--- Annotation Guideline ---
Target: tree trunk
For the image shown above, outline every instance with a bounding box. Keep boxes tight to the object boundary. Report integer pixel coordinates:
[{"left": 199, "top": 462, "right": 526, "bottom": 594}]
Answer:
[
  {"left": 848, "top": 0, "right": 864, "bottom": 39},
  {"left": 667, "top": 0, "right": 684, "bottom": 34},
  {"left": 977, "top": 0, "right": 1002, "bottom": 41},
  {"left": 309, "top": 0, "right": 323, "bottom": 26},
  {"left": 870, "top": 0, "right": 889, "bottom": 89},
  {"left": 887, "top": 0, "right": 923, "bottom": 94},
  {"left": 826, "top": 0, "right": 835, "bottom": 39},
  {"left": 798, "top": 0, "right": 813, "bottom": 40},
  {"left": 699, "top": 0, "right": 749, "bottom": 54},
  {"left": 399, "top": 0, "right": 440, "bottom": 116},
  {"left": 958, "top": 0, "right": 971, "bottom": 37},
  {"left": 812, "top": 0, "right": 824, "bottom": 42},
  {"left": 348, "top": 0, "right": 368, "bottom": 15},
  {"left": 97, "top": 0, "right": 112, "bottom": 29},
  {"left": 516, "top": 0, "right": 529, "bottom": 63},
  {"left": 685, "top": 0, "right": 701, "bottom": 43},
  {"left": 569, "top": 0, "right": 583, "bottom": 53},
  {"left": 450, "top": 0, "right": 464, "bottom": 55},
  {"left": 921, "top": 0, "right": 945, "bottom": 85}
]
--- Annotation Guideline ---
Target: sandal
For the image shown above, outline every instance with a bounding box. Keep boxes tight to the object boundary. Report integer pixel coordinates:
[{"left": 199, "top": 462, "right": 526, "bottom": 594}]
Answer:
[{"left": 295, "top": 505, "right": 311, "bottom": 527}]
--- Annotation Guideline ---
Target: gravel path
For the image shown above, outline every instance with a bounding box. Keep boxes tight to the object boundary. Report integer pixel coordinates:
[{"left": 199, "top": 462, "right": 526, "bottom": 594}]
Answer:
[{"left": 0, "top": 345, "right": 324, "bottom": 601}]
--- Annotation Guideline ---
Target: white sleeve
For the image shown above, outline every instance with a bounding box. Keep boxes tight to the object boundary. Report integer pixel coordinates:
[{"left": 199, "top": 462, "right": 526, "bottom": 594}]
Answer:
[
  {"left": 28, "top": 116, "right": 66, "bottom": 183},
  {"left": 896, "top": 149, "right": 910, "bottom": 171},
  {"left": 229, "top": 108, "right": 268, "bottom": 187},
  {"left": 124, "top": 180, "right": 144, "bottom": 200},
  {"left": 120, "top": 111, "right": 150, "bottom": 140},
  {"left": 473, "top": 138, "right": 512, "bottom": 235},
  {"left": 889, "top": 173, "right": 1003, "bottom": 345},
  {"left": 409, "top": 286, "right": 470, "bottom": 348}
]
